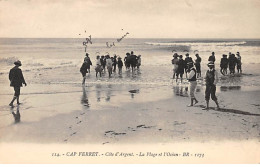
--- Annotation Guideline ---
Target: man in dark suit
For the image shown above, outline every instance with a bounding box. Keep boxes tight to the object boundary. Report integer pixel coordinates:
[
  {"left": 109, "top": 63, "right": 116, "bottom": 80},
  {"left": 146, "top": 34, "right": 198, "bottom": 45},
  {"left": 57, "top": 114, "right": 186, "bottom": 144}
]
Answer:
[{"left": 9, "top": 60, "right": 27, "bottom": 107}]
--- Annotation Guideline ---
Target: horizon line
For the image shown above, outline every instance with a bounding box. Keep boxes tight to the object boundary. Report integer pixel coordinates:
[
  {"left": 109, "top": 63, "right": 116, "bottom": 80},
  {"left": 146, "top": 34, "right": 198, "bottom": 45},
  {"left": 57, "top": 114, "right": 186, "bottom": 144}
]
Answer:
[{"left": 0, "top": 37, "right": 260, "bottom": 40}]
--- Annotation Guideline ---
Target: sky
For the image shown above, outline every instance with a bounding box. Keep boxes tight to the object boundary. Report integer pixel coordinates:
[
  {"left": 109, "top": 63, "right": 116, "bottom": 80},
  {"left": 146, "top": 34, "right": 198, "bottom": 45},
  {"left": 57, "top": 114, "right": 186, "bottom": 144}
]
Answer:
[{"left": 0, "top": 0, "right": 260, "bottom": 38}]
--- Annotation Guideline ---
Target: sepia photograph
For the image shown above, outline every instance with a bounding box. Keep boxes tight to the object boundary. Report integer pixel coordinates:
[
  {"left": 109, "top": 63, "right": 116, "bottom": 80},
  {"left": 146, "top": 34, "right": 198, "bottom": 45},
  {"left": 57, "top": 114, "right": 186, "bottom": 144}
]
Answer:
[{"left": 0, "top": 0, "right": 259, "bottom": 164}]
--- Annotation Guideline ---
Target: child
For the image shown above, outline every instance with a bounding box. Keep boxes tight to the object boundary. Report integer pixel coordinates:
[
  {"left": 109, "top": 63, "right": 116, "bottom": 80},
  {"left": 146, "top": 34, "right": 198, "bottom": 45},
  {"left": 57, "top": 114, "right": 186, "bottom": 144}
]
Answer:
[{"left": 136, "top": 55, "right": 141, "bottom": 70}]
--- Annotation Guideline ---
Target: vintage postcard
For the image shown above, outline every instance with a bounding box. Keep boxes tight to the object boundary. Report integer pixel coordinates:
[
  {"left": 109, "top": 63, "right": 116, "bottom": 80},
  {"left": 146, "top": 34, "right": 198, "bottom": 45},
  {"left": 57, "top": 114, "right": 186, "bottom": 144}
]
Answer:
[{"left": 0, "top": 0, "right": 259, "bottom": 164}]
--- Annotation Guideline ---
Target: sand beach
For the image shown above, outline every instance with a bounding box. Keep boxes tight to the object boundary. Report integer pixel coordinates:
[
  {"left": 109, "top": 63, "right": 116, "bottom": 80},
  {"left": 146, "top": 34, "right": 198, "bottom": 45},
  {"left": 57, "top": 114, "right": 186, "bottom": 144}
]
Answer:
[{"left": 0, "top": 38, "right": 260, "bottom": 163}]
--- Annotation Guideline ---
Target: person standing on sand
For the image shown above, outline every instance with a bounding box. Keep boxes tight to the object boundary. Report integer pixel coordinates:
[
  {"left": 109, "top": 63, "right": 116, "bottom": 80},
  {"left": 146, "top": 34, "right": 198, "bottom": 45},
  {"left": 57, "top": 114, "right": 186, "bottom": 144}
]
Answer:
[
  {"left": 194, "top": 53, "right": 201, "bottom": 78},
  {"left": 236, "top": 52, "right": 242, "bottom": 73},
  {"left": 172, "top": 53, "right": 179, "bottom": 79},
  {"left": 187, "top": 62, "right": 199, "bottom": 107},
  {"left": 203, "top": 61, "right": 220, "bottom": 110},
  {"left": 176, "top": 55, "right": 185, "bottom": 83},
  {"left": 9, "top": 60, "right": 27, "bottom": 107}
]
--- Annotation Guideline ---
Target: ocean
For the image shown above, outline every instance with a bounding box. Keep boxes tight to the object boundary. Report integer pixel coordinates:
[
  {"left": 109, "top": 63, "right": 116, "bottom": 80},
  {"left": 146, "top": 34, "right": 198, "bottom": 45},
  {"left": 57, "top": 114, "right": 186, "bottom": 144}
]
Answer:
[{"left": 0, "top": 38, "right": 260, "bottom": 87}]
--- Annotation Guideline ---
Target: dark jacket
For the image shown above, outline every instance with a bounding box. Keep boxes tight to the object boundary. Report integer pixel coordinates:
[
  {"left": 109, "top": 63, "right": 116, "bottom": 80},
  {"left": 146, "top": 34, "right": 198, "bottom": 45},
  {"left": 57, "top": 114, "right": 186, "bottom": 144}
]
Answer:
[
  {"left": 80, "top": 62, "right": 88, "bottom": 74},
  {"left": 184, "top": 57, "right": 193, "bottom": 69},
  {"left": 208, "top": 55, "right": 215, "bottom": 62},
  {"left": 177, "top": 59, "right": 185, "bottom": 74},
  {"left": 220, "top": 58, "right": 229, "bottom": 68},
  {"left": 118, "top": 60, "right": 123, "bottom": 68},
  {"left": 195, "top": 57, "right": 201, "bottom": 66},
  {"left": 205, "top": 69, "right": 215, "bottom": 85},
  {"left": 9, "top": 66, "right": 26, "bottom": 87}
]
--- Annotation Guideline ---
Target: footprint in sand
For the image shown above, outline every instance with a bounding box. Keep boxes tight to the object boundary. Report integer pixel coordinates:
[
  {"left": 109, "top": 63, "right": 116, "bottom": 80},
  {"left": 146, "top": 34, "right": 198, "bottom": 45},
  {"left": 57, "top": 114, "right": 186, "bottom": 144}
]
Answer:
[
  {"left": 77, "top": 121, "right": 82, "bottom": 124},
  {"left": 64, "top": 139, "right": 68, "bottom": 142},
  {"left": 75, "top": 117, "right": 79, "bottom": 119},
  {"left": 80, "top": 113, "right": 85, "bottom": 115},
  {"left": 136, "top": 124, "right": 153, "bottom": 129},
  {"left": 173, "top": 121, "right": 186, "bottom": 126},
  {"left": 104, "top": 131, "right": 126, "bottom": 136},
  {"left": 70, "top": 132, "right": 77, "bottom": 136}
]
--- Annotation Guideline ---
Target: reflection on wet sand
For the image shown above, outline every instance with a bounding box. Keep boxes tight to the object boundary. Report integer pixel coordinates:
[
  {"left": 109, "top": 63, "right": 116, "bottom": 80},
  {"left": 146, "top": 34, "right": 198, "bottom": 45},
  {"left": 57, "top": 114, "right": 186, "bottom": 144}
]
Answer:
[
  {"left": 172, "top": 86, "right": 189, "bottom": 97},
  {"left": 96, "top": 84, "right": 102, "bottom": 102},
  {"left": 129, "top": 89, "right": 139, "bottom": 99},
  {"left": 220, "top": 74, "right": 242, "bottom": 85},
  {"left": 220, "top": 86, "right": 241, "bottom": 92},
  {"left": 105, "top": 84, "right": 112, "bottom": 102},
  {"left": 11, "top": 105, "right": 21, "bottom": 123},
  {"left": 81, "top": 86, "right": 90, "bottom": 107}
]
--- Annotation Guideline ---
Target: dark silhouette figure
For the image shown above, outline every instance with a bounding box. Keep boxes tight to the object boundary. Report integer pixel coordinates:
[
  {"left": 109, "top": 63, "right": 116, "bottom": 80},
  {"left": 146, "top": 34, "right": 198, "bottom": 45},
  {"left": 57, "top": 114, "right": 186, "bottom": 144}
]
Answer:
[
  {"left": 220, "top": 54, "right": 229, "bottom": 75},
  {"left": 9, "top": 60, "right": 27, "bottom": 107},
  {"left": 194, "top": 54, "right": 201, "bottom": 78}
]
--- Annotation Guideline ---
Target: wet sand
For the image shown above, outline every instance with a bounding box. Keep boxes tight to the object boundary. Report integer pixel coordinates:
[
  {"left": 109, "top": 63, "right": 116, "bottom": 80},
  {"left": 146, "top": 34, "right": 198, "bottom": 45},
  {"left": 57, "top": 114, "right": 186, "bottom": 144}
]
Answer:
[{"left": 0, "top": 82, "right": 259, "bottom": 144}]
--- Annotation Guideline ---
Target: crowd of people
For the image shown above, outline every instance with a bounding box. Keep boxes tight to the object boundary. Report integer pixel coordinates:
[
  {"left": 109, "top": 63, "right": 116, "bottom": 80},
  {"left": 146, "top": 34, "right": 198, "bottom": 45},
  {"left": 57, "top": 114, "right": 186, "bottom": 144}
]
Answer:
[
  {"left": 171, "top": 51, "right": 242, "bottom": 83},
  {"left": 80, "top": 51, "right": 142, "bottom": 83},
  {"left": 171, "top": 51, "right": 242, "bottom": 110},
  {"left": 7, "top": 51, "right": 242, "bottom": 111},
  {"left": 220, "top": 52, "right": 242, "bottom": 75},
  {"left": 171, "top": 53, "right": 202, "bottom": 83}
]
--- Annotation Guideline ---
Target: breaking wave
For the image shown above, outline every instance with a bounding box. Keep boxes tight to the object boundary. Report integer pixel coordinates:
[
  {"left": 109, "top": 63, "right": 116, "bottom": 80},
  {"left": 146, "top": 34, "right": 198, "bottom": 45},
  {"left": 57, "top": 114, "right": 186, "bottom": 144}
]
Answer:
[{"left": 145, "top": 41, "right": 247, "bottom": 47}]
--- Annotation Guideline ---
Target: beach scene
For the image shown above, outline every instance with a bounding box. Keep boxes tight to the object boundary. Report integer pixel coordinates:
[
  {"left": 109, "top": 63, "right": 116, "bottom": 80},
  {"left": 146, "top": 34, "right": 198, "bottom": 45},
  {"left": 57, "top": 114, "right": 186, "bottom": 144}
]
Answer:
[{"left": 0, "top": 0, "right": 259, "bottom": 164}]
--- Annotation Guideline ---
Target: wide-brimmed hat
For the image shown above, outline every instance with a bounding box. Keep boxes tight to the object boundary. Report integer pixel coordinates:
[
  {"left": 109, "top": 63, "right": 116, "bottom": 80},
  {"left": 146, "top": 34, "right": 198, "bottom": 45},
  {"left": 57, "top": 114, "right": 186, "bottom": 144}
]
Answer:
[
  {"left": 14, "top": 60, "right": 22, "bottom": 66},
  {"left": 207, "top": 61, "right": 214, "bottom": 66},
  {"left": 118, "top": 56, "right": 122, "bottom": 59}
]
